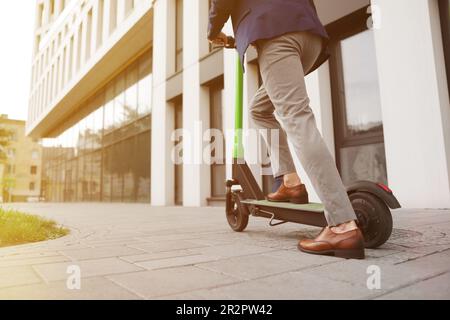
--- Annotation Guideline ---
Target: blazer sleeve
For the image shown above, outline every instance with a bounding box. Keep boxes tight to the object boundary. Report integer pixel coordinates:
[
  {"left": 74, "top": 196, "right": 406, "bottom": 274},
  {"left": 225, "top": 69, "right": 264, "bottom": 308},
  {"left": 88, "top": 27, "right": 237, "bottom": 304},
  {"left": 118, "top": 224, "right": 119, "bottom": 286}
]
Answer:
[{"left": 208, "top": 0, "right": 235, "bottom": 41}]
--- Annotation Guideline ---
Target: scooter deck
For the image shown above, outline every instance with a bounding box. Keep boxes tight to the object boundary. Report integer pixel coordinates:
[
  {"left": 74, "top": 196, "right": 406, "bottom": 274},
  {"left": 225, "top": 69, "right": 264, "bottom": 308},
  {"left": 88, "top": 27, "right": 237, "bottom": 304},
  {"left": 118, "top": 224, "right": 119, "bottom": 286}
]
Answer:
[{"left": 241, "top": 199, "right": 324, "bottom": 213}]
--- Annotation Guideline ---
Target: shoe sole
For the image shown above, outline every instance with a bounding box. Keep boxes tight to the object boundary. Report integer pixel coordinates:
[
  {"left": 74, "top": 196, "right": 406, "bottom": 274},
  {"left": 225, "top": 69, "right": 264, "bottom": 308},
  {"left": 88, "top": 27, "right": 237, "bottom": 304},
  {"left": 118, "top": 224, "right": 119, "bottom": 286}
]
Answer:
[
  {"left": 266, "top": 198, "right": 309, "bottom": 205},
  {"left": 298, "top": 245, "right": 365, "bottom": 260}
]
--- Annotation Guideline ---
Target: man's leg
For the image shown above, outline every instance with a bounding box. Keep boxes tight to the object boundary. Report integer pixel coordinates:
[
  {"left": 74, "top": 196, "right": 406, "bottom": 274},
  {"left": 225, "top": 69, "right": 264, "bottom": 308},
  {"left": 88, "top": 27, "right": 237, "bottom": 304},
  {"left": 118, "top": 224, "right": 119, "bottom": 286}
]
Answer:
[
  {"left": 256, "top": 31, "right": 357, "bottom": 226},
  {"left": 249, "top": 85, "right": 297, "bottom": 180}
]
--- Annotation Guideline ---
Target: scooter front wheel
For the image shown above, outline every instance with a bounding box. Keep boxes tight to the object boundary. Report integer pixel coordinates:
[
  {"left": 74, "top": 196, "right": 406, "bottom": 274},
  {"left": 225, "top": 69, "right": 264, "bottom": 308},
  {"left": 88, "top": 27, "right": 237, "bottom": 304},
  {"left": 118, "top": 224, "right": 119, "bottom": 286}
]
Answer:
[{"left": 226, "top": 191, "right": 249, "bottom": 232}]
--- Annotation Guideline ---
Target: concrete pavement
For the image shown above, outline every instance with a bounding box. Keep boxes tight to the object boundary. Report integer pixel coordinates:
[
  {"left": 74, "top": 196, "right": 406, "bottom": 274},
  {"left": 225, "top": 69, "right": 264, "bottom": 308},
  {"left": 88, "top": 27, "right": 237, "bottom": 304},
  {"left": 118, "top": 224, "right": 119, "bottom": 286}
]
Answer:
[{"left": 0, "top": 203, "right": 449, "bottom": 300}]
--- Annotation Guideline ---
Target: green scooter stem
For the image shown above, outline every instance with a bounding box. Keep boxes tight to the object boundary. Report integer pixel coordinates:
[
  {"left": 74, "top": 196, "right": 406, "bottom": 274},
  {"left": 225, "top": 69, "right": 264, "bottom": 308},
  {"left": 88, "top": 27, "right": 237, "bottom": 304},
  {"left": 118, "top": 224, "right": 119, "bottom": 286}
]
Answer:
[{"left": 233, "top": 53, "right": 244, "bottom": 159}]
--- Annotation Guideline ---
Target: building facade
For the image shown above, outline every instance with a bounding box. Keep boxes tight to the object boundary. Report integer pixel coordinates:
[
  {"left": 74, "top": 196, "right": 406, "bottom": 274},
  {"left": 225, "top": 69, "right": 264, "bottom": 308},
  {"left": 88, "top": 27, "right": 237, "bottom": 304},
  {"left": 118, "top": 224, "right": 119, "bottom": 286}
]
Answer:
[
  {"left": 0, "top": 115, "right": 43, "bottom": 202},
  {"left": 27, "top": 0, "right": 450, "bottom": 208}
]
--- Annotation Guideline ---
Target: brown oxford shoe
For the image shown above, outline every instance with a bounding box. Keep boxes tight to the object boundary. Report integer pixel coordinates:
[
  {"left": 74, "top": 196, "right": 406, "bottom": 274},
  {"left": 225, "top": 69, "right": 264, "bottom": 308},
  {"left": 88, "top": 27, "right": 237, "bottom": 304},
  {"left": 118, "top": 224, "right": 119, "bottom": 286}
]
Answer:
[
  {"left": 298, "top": 227, "right": 365, "bottom": 259},
  {"left": 267, "top": 183, "right": 309, "bottom": 204}
]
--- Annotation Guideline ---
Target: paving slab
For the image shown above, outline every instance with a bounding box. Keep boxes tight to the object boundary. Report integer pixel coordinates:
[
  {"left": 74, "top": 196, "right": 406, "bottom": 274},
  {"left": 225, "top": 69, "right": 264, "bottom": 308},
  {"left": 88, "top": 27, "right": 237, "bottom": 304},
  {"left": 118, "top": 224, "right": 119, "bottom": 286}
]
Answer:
[
  {"left": 0, "top": 255, "right": 69, "bottom": 268},
  {"left": 196, "top": 250, "right": 339, "bottom": 281},
  {"left": 107, "top": 266, "right": 240, "bottom": 299},
  {"left": 119, "top": 249, "right": 198, "bottom": 263},
  {"left": 0, "top": 251, "right": 61, "bottom": 260},
  {"left": 161, "top": 271, "right": 370, "bottom": 300},
  {"left": 193, "top": 244, "right": 276, "bottom": 259},
  {"left": 60, "top": 245, "right": 146, "bottom": 261},
  {"left": 0, "top": 277, "right": 141, "bottom": 300},
  {"left": 33, "top": 257, "right": 144, "bottom": 282},
  {"left": 129, "top": 240, "right": 208, "bottom": 253},
  {"left": 136, "top": 254, "right": 221, "bottom": 270},
  {"left": 376, "top": 271, "right": 450, "bottom": 300},
  {"left": 0, "top": 266, "right": 42, "bottom": 289}
]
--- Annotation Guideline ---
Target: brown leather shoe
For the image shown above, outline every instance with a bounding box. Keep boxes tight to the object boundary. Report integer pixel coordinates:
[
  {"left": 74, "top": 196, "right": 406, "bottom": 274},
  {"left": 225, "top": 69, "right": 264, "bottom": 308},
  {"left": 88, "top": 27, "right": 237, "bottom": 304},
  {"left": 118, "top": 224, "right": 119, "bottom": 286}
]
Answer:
[
  {"left": 267, "top": 184, "right": 309, "bottom": 204},
  {"left": 298, "top": 227, "right": 365, "bottom": 259}
]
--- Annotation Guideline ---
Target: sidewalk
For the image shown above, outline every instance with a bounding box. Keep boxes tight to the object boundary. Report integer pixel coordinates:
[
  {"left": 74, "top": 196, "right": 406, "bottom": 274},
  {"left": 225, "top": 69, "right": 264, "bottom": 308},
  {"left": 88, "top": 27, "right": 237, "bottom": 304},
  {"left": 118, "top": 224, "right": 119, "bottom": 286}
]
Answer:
[{"left": 0, "top": 203, "right": 449, "bottom": 300}]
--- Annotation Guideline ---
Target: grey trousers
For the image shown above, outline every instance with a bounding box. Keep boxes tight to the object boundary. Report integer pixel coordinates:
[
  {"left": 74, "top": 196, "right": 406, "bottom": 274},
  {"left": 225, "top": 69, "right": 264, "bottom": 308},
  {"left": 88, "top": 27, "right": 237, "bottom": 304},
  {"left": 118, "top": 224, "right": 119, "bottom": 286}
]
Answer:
[{"left": 250, "top": 31, "right": 357, "bottom": 226}]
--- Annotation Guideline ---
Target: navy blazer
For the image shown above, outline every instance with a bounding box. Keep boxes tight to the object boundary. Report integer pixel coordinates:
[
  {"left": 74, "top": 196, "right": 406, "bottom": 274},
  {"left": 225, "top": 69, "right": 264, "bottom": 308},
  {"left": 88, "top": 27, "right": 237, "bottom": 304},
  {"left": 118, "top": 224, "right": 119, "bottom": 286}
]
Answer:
[{"left": 208, "top": 0, "right": 329, "bottom": 74}]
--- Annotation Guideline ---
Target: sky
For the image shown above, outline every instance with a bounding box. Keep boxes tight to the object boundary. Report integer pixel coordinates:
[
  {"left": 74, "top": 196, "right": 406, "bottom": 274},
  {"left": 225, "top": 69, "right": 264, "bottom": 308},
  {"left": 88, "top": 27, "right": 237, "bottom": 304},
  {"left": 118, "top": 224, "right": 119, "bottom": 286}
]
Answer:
[{"left": 0, "top": 1, "right": 36, "bottom": 121}]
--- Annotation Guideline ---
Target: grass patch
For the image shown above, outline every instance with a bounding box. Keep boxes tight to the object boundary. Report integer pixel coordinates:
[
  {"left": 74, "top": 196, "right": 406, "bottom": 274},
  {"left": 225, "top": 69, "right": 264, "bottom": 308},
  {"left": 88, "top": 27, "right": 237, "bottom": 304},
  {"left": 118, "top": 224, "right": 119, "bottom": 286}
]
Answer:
[{"left": 0, "top": 208, "right": 69, "bottom": 248}]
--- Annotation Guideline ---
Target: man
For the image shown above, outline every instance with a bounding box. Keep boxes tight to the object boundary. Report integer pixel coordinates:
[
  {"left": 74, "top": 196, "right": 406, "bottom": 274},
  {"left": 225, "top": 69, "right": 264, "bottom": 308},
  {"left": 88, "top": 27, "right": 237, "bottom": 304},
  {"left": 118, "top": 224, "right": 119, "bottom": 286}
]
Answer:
[{"left": 208, "top": 0, "right": 365, "bottom": 259}]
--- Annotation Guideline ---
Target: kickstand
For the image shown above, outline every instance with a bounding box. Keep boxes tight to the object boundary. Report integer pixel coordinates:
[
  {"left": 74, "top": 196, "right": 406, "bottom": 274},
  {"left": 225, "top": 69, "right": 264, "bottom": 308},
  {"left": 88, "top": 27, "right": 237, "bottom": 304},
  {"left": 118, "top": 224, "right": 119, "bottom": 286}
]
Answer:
[{"left": 261, "top": 210, "right": 288, "bottom": 227}]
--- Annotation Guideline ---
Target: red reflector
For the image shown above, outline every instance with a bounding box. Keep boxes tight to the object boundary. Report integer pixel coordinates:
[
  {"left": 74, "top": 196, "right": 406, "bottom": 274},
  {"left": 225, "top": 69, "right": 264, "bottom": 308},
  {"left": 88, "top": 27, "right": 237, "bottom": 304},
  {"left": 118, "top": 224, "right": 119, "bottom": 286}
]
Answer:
[{"left": 378, "top": 183, "right": 392, "bottom": 194}]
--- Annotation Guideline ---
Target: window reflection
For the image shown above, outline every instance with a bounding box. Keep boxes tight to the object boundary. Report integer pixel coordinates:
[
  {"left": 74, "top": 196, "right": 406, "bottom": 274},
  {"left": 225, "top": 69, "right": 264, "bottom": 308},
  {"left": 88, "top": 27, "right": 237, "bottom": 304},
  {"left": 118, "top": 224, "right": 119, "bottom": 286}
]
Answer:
[
  {"left": 91, "top": 151, "right": 102, "bottom": 201},
  {"left": 341, "top": 30, "right": 383, "bottom": 137},
  {"left": 102, "top": 146, "right": 113, "bottom": 202},
  {"left": 138, "top": 50, "right": 152, "bottom": 115},
  {"left": 340, "top": 144, "right": 388, "bottom": 186},
  {"left": 41, "top": 49, "right": 152, "bottom": 203},
  {"left": 104, "top": 83, "right": 115, "bottom": 134},
  {"left": 125, "top": 62, "right": 139, "bottom": 122},
  {"left": 115, "top": 73, "right": 126, "bottom": 127}
]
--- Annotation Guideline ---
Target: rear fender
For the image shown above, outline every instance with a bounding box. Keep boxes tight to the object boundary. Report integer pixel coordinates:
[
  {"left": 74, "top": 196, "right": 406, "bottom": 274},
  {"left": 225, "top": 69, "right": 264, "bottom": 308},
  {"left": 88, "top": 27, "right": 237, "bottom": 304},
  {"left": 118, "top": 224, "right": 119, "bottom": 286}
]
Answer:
[{"left": 347, "top": 181, "right": 401, "bottom": 209}]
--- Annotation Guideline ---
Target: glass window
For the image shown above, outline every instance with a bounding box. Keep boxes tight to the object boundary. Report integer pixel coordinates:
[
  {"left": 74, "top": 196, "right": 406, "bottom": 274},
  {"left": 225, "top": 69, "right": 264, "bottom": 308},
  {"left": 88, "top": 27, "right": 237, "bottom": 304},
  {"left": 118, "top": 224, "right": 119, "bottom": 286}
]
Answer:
[
  {"left": 125, "top": 62, "right": 139, "bottom": 122},
  {"left": 72, "top": 126, "right": 78, "bottom": 158},
  {"left": 111, "top": 142, "right": 124, "bottom": 202},
  {"left": 330, "top": 19, "right": 388, "bottom": 187},
  {"left": 138, "top": 50, "right": 152, "bottom": 116},
  {"left": 92, "top": 103, "right": 104, "bottom": 150},
  {"left": 209, "top": 84, "right": 226, "bottom": 198},
  {"left": 91, "top": 151, "right": 102, "bottom": 201},
  {"left": 340, "top": 143, "right": 387, "bottom": 186},
  {"left": 84, "top": 112, "right": 95, "bottom": 153},
  {"left": 62, "top": 130, "right": 70, "bottom": 160},
  {"left": 65, "top": 159, "right": 77, "bottom": 202},
  {"left": 340, "top": 30, "right": 383, "bottom": 138},
  {"left": 83, "top": 154, "right": 92, "bottom": 201},
  {"left": 46, "top": 167, "right": 54, "bottom": 201},
  {"left": 175, "top": 0, "right": 184, "bottom": 72},
  {"left": 31, "top": 149, "right": 39, "bottom": 160},
  {"left": 57, "top": 162, "right": 65, "bottom": 202},
  {"left": 115, "top": 73, "right": 126, "bottom": 127},
  {"left": 7, "top": 148, "right": 16, "bottom": 159},
  {"left": 66, "top": 127, "right": 74, "bottom": 159},
  {"left": 136, "top": 131, "right": 151, "bottom": 202},
  {"left": 174, "top": 99, "right": 183, "bottom": 205},
  {"left": 104, "top": 83, "right": 115, "bottom": 134},
  {"left": 31, "top": 166, "right": 38, "bottom": 175},
  {"left": 11, "top": 130, "right": 18, "bottom": 141},
  {"left": 102, "top": 146, "right": 112, "bottom": 202},
  {"left": 122, "top": 137, "right": 136, "bottom": 202},
  {"left": 77, "top": 155, "right": 85, "bottom": 201},
  {"left": 53, "top": 166, "right": 59, "bottom": 201},
  {"left": 77, "top": 117, "right": 86, "bottom": 155}
]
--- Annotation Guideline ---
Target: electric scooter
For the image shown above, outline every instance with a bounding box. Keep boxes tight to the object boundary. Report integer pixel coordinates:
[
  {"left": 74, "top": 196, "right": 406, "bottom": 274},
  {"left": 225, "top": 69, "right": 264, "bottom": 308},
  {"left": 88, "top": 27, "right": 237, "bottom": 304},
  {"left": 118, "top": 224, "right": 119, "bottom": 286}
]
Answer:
[{"left": 221, "top": 37, "right": 401, "bottom": 249}]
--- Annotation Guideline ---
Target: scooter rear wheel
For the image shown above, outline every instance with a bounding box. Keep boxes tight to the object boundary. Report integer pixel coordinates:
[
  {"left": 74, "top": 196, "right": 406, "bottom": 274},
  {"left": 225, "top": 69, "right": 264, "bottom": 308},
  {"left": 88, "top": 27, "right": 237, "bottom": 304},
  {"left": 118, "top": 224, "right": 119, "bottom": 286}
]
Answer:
[
  {"left": 226, "top": 191, "right": 249, "bottom": 232},
  {"left": 349, "top": 192, "right": 393, "bottom": 249}
]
